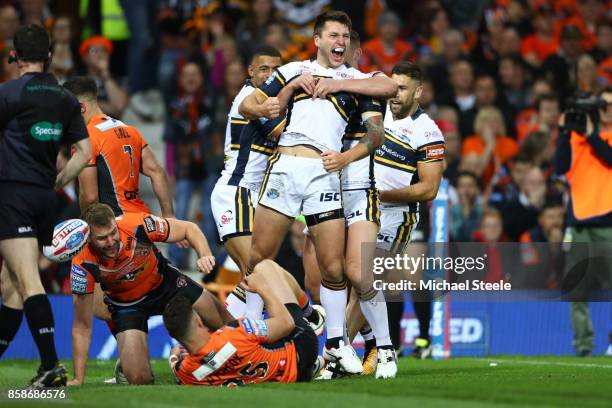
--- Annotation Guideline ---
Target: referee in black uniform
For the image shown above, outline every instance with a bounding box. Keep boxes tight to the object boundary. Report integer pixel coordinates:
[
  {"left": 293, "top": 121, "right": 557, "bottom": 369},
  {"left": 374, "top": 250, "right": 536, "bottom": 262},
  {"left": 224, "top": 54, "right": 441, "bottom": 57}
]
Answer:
[{"left": 0, "top": 25, "right": 91, "bottom": 387}]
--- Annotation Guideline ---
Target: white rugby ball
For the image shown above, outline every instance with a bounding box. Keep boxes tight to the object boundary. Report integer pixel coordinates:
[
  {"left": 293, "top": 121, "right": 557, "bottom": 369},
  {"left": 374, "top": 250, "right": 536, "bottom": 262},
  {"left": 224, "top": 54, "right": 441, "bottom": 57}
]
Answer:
[{"left": 43, "top": 219, "right": 90, "bottom": 262}]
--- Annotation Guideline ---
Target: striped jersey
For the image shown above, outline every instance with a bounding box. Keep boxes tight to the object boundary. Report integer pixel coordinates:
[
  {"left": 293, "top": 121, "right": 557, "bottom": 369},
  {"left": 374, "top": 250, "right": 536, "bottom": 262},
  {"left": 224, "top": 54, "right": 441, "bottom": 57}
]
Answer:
[
  {"left": 219, "top": 81, "right": 285, "bottom": 189},
  {"left": 257, "top": 59, "right": 377, "bottom": 153},
  {"left": 374, "top": 105, "right": 445, "bottom": 211}
]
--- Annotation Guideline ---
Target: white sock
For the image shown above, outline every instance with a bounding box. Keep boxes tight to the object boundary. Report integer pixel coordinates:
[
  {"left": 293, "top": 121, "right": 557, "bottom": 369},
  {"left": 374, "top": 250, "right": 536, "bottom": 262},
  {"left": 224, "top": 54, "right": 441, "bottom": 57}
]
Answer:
[
  {"left": 245, "top": 291, "right": 264, "bottom": 319},
  {"left": 360, "top": 291, "right": 392, "bottom": 347},
  {"left": 360, "top": 324, "right": 375, "bottom": 342},
  {"left": 225, "top": 293, "right": 247, "bottom": 318},
  {"left": 320, "top": 285, "right": 347, "bottom": 340}
]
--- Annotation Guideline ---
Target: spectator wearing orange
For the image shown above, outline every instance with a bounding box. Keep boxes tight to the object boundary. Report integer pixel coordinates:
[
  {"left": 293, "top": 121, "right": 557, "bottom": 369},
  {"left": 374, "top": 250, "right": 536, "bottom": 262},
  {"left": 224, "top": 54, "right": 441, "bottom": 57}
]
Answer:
[
  {"left": 517, "top": 93, "right": 560, "bottom": 143},
  {"left": 520, "top": 5, "right": 558, "bottom": 67},
  {"left": 80, "top": 35, "right": 129, "bottom": 118},
  {"left": 360, "top": 11, "right": 414, "bottom": 76},
  {"left": 462, "top": 106, "right": 519, "bottom": 187}
]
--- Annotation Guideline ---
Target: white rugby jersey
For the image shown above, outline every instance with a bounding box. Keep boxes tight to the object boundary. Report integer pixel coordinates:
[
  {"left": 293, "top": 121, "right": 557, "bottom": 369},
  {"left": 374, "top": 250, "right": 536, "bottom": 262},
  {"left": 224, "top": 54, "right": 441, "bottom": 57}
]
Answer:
[
  {"left": 257, "top": 59, "right": 375, "bottom": 152},
  {"left": 374, "top": 105, "right": 445, "bottom": 211},
  {"left": 219, "top": 82, "right": 284, "bottom": 188},
  {"left": 340, "top": 96, "right": 384, "bottom": 190}
]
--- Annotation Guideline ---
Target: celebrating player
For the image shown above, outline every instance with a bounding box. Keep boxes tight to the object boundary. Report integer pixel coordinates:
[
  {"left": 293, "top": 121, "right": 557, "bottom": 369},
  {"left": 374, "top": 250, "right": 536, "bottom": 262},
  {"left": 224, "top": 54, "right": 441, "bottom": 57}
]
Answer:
[
  {"left": 210, "top": 46, "right": 284, "bottom": 317},
  {"left": 0, "top": 25, "right": 92, "bottom": 388},
  {"left": 238, "top": 10, "right": 395, "bottom": 374},
  {"left": 374, "top": 62, "right": 445, "bottom": 353},
  {"left": 164, "top": 260, "right": 320, "bottom": 386},
  {"left": 70, "top": 203, "right": 232, "bottom": 385}
]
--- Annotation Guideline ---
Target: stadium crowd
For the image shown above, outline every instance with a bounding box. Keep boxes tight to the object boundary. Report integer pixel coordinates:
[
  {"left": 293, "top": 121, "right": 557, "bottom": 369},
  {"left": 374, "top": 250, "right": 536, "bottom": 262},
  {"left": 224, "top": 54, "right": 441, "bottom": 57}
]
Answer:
[{"left": 0, "top": 0, "right": 610, "bottom": 289}]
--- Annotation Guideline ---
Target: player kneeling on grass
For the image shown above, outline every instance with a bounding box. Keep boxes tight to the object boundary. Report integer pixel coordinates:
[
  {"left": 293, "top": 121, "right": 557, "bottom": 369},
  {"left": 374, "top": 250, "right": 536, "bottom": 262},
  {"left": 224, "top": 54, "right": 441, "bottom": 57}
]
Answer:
[
  {"left": 164, "top": 260, "right": 322, "bottom": 386},
  {"left": 70, "top": 203, "right": 234, "bottom": 385}
]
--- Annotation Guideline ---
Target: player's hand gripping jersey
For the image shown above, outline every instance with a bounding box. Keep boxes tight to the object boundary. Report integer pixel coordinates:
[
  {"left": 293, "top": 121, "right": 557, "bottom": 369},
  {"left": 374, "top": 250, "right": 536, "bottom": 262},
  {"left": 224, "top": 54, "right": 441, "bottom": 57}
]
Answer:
[
  {"left": 257, "top": 59, "right": 378, "bottom": 152},
  {"left": 70, "top": 212, "right": 170, "bottom": 303},
  {"left": 85, "top": 114, "right": 150, "bottom": 215},
  {"left": 171, "top": 317, "right": 298, "bottom": 386}
]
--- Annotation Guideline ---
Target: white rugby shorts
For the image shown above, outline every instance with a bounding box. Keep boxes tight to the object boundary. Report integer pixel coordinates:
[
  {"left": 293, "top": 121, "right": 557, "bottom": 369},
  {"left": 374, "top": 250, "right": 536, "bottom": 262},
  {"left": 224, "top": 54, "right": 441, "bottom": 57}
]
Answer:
[
  {"left": 211, "top": 182, "right": 257, "bottom": 241},
  {"left": 377, "top": 208, "right": 419, "bottom": 253}
]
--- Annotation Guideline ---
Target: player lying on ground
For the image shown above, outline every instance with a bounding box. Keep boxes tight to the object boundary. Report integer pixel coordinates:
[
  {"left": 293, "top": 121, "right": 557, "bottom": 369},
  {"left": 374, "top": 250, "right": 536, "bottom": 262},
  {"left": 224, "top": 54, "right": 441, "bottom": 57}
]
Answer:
[
  {"left": 164, "top": 260, "right": 321, "bottom": 386},
  {"left": 70, "top": 203, "right": 233, "bottom": 385}
]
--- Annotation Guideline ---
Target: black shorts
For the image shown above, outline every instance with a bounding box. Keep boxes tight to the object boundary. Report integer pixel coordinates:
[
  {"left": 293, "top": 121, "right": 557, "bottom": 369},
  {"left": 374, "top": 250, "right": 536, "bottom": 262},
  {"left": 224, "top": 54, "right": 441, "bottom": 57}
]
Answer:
[
  {"left": 284, "top": 303, "right": 318, "bottom": 382},
  {"left": 105, "top": 262, "right": 204, "bottom": 334},
  {"left": 0, "top": 182, "right": 57, "bottom": 245}
]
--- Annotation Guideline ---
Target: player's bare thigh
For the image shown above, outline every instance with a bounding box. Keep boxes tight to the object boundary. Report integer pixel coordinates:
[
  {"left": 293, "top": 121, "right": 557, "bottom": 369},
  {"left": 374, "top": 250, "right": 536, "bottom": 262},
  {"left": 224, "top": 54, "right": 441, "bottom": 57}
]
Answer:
[
  {"left": 116, "top": 329, "right": 153, "bottom": 384},
  {"left": 345, "top": 220, "right": 379, "bottom": 290},
  {"left": 224, "top": 235, "right": 251, "bottom": 277},
  {"left": 248, "top": 205, "right": 293, "bottom": 268},
  {"left": 308, "top": 218, "right": 345, "bottom": 281},
  {"left": 192, "top": 290, "right": 234, "bottom": 330},
  {"left": 0, "top": 238, "right": 44, "bottom": 299}
]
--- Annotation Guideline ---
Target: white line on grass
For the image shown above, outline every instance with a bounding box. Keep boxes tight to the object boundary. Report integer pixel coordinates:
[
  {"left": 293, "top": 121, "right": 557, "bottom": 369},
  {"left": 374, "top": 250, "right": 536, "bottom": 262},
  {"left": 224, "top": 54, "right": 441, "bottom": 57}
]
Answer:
[{"left": 484, "top": 359, "right": 612, "bottom": 369}]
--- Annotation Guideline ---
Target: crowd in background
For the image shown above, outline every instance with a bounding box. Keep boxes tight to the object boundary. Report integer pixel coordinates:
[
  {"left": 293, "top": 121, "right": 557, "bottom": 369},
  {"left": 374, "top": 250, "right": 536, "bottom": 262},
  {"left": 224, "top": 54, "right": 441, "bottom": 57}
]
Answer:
[{"left": 0, "top": 0, "right": 611, "bottom": 292}]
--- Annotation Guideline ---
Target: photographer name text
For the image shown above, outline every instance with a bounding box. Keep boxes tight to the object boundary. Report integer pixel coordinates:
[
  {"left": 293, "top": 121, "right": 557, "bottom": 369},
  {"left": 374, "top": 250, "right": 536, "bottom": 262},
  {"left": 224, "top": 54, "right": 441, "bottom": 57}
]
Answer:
[{"left": 373, "top": 279, "right": 512, "bottom": 291}]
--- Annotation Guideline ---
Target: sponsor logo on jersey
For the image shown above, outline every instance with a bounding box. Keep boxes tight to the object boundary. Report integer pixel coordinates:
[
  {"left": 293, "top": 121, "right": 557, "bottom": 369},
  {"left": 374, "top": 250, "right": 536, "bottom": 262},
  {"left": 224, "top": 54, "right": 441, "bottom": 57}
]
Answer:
[
  {"left": 426, "top": 144, "right": 445, "bottom": 159},
  {"left": 144, "top": 216, "right": 156, "bottom": 233},
  {"left": 71, "top": 264, "right": 88, "bottom": 293},
  {"left": 220, "top": 210, "right": 234, "bottom": 226},
  {"left": 176, "top": 276, "right": 187, "bottom": 288},
  {"left": 266, "top": 188, "right": 280, "bottom": 199},
  {"left": 30, "top": 121, "right": 63, "bottom": 142},
  {"left": 71, "top": 264, "right": 87, "bottom": 277}
]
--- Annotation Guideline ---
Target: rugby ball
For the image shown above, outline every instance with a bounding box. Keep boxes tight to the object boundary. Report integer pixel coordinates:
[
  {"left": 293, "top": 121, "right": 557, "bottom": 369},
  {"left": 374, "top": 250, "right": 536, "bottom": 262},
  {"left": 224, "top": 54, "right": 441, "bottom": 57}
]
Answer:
[{"left": 43, "top": 219, "right": 90, "bottom": 262}]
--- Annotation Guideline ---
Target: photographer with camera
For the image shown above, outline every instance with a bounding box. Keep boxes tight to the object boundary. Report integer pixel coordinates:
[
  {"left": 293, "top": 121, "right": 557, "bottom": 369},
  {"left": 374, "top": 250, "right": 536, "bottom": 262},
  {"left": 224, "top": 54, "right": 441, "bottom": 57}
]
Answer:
[{"left": 555, "top": 87, "right": 612, "bottom": 357}]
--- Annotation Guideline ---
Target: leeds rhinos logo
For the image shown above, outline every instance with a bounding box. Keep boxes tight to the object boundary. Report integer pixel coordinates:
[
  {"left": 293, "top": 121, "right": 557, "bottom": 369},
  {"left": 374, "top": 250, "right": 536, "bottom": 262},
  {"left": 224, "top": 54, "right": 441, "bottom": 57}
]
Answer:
[{"left": 30, "top": 122, "right": 63, "bottom": 142}]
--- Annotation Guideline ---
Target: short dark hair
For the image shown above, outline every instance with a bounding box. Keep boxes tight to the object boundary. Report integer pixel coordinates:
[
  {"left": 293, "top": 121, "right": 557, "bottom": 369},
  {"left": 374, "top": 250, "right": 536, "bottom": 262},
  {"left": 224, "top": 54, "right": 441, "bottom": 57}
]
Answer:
[
  {"left": 63, "top": 76, "right": 98, "bottom": 99},
  {"left": 313, "top": 10, "right": 352, "bottom": 37},
  {"left": 456, "top": 170, "right": 482, "bottom": 190},
  {"left": 13, "top": 24, "right": 50, "bottom": 63},
  {"left": 392, "top": 61, "right": 423, "bottom": 83},
  {"left": 251, "top": 45, "right": 282, "bottom": 62},
  {"left": 163, "top": 296, "right": 194, "bottom": 341},
  {"left": 535, "top": 93, "right": 559, "bottom": 110}
]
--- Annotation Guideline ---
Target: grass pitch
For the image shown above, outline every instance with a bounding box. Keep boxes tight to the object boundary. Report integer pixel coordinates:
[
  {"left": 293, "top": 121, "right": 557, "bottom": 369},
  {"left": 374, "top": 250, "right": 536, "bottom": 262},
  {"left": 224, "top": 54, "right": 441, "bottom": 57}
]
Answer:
[{"left": 1, "top": 357, "right": 611, "bottom": 408}]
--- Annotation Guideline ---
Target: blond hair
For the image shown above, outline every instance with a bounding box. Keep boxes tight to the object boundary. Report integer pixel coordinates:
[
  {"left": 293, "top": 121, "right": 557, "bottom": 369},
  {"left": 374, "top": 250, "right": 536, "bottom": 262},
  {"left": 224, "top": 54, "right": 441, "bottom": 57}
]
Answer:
[{"left": 474, "top": 106, "right": 506, "bottom": 136}]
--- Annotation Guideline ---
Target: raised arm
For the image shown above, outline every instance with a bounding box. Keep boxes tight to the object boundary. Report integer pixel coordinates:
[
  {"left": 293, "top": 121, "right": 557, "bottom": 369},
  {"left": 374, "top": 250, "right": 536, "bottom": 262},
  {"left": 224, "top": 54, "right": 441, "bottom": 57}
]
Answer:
[
  {"left": 141, "top": 146, "right": 175, "bottom": 218},
  {"left": 55, "top": 137, "right": 92, "bottom": 190},
  {"left": 78, "top": 166, "right": 98, "bottom": 212}
]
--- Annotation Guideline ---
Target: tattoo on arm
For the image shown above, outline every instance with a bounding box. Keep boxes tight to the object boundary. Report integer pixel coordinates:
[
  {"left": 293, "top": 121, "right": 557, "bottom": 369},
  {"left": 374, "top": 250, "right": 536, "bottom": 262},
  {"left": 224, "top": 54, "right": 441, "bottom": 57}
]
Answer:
[{"left": 359, "top": 116, "right": 384, "bottom": 154}]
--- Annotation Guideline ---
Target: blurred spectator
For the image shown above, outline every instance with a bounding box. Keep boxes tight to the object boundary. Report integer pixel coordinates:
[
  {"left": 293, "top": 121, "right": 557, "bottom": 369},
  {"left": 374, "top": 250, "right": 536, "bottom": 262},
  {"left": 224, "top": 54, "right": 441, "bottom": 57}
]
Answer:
[
  {"left": 265, "top": 20, "right": 305, "bottom": 62},
  {"left": 438, "top": 119, "right": 461, "bottom": 183},
  {"left": 517, "top": 93, "right": 560, "bottom": 142},
  {"left": 0, "top": 46, "right": 19, "bottom": 83},
  {"left": 360, "top": 11, "right": 414, "bottom": 75},
  {"left": 520, "top": 131, "right": 554, "bottom": 169},
  {"left": 435, "top": 105, "right": 460, "bottom": 130},
  {"left": 498, "top": 55, "right": 531, "bottom": 112},
  {"left": 594, "top": 21, "right": 612, "bottom": 86},
  {"left": 499, "top": 26, "right": 522, "bottom": 58},
  {"left": 488, "top": 152, "right": 535, "bottom": 209},
  {"left": 48, "top": 16, "right": 77, "bottom": 82},
  {"left": 273, "top": 0, "right": 331, "bottom": 53},
  {"left": 542, "top": 25, "right": 585, "bottom": 100},
  {"left": 462, "top": 106, "right": 519, "bottom": 186},
  {"left": 473, "top": 207, "right": 509, "bottom": 283},
  {"left": 520, "top": 200, "right": 564, "bottom": 244},
  {"left": 502, "top": 166, "right": 548, "bottom": 241},
  {"left": 416, "top": 6, "right": 450, "bottom": 60},
  {"left": 429, "top": 29, "right": 468, "bottom": 103},
  {"left": 505, "top": 0, "right": 532, "bottom": 37},
  {"left": 459, "top": 74, "right": 513, "bottom": 138},
  {"left": 0, "top": 2, "right": 18, "bottom": 49},
  {"left": 577, "top": 53, "right": 603, "bottom": 94},
  {"left": 119, "top": 0, "right": 160, "bottom": 96},
  {"left": 419, "top": 77, "right": 438, "bottom": 116},
  {"left": 164, "top": 58, "right": 219, "bottom": 267},
  {"left": 441, "top": 58, "right": 476, "bottom": 112},
  {"left": 235, "top": 0, "right": 276, "bottom": 61},
  {"left": 520, "top": 5, "right": 558, "bottom": 67},
  {"left": 450, "top": 171, "right": 483, "bottom": 241},
  {"left": 20, "top": 0, "right": 50, "bottom": 26},
  {"left": 80, "top": 35, "right": 130, "bottom": 118}
]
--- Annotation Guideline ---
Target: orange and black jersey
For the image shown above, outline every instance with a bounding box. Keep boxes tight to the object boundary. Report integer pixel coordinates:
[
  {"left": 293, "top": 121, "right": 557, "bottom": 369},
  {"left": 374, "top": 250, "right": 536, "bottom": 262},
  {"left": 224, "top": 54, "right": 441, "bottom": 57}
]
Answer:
[
  {"left": 70, "top": 212, "right": 170, "bottom": 303},
  {"left": 172, "top": 317, "right": 298, "bottom": 386},
  {"left": 86, "top": 114, "right": 150, "bottom": 216}
]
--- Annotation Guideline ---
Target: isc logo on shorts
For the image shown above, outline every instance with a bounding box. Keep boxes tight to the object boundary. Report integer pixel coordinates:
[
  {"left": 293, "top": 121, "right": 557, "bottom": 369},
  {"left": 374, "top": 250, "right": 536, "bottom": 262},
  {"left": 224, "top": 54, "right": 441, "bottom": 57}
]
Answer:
[{"left": 319, "top": 192, "right": 340, "bottom": 202}]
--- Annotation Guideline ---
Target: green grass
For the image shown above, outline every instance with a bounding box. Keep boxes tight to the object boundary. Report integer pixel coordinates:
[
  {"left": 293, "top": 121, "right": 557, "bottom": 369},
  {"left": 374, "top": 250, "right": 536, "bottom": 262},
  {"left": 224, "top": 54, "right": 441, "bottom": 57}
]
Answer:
[{"left": 1, "top": 357, "right": 611, "bottom": 408}]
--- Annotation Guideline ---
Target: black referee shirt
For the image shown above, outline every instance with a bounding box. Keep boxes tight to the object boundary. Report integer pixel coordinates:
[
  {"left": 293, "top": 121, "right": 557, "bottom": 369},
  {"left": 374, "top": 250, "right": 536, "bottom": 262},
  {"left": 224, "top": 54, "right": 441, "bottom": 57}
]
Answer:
[{"left": 0, "top": 72, "right": 88, "bottom": 189}]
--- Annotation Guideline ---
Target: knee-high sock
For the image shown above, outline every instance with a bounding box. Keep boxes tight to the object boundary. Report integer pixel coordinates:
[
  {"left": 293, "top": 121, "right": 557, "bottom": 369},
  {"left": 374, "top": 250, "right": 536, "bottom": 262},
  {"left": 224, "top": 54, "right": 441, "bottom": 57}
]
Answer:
[
  {"left": 386, "top": 300, "right": 404, "bottom": 350},
  {"left": 359, "top": 290, "right": 392, "bottom": 347},
  {"left": 24, "top": 295, "right": 58, "bottom": 370},
  {"left": 0, "top": 305, "right": 23, "bottom": 357},
  {"left": 320, "top": 282, "right": 347, "bottom": 348},
  {"left": 412, "top": 289, "right": 432, "bottom": 341}
]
